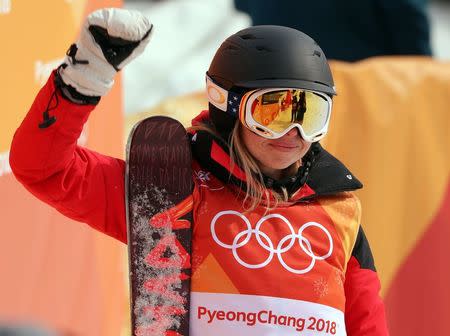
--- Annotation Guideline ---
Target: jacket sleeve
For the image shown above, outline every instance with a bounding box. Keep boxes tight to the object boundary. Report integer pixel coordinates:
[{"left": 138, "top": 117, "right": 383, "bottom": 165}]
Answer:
[
  {"left": 344, "top": 226, "right": 389, "bottom": 335},
  {"left": 9, "top": 71, "right": 127, "bottom": 243}
]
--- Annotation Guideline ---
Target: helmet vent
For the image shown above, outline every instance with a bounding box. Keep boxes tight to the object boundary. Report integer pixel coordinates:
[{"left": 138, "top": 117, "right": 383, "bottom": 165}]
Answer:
[
  {"left": 313, "top": 50, "right": 322, "bottom": 57},
  {"left": 224, "top": 45, "right": 239, "bottom": 54},
  {"left": 256, "top": 46, "right": 272, "bottom": 52},
  {"left": 239, "top": 33, "right": 258, "bottom": 40}
]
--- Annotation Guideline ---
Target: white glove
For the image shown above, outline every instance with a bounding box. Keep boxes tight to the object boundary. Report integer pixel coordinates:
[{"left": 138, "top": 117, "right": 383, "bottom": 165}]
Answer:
[{"left": 60, "top": 8, "right": 153, "bottom": 97}]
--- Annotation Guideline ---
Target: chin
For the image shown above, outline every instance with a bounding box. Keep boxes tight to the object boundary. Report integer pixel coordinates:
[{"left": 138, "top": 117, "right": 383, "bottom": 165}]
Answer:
[{"left": 264, "top": 160, "right": 296, "bottom": 171}]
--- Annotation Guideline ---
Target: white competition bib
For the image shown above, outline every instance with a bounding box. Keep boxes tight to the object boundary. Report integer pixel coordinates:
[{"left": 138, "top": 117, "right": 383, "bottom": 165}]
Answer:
[{"left": 190, "top": 292, "right": 346, "bottom": 336}]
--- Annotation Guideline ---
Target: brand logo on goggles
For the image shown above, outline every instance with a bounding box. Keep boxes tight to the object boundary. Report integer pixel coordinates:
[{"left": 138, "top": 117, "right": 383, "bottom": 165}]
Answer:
[{"left": 207, "top": 85, "right": 225, "bottom": 104}]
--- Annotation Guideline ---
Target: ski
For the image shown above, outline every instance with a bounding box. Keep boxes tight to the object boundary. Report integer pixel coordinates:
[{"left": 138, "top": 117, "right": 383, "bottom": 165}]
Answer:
[{"left": 125, "top": 116, "right": 193, "bottom": 336}]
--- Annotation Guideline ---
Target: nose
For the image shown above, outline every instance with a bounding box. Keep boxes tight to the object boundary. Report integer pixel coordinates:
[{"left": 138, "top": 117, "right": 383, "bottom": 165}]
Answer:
[{"left": 284, "top": 127, "right": 301, "bottom": 138}]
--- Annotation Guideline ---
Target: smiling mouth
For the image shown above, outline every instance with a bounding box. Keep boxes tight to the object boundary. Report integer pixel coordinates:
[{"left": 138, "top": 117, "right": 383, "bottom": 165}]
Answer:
[
  {"left": 269, "top": 143, "right": 299, "bottom": 151},
  {"left": 271, "top": 142, "right": 298, "bottom": 148}
]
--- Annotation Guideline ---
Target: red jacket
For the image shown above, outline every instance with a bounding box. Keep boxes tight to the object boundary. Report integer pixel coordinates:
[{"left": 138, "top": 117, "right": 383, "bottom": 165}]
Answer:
[{"left": 10, "top": 72, "right": 389, "bottom": 335}]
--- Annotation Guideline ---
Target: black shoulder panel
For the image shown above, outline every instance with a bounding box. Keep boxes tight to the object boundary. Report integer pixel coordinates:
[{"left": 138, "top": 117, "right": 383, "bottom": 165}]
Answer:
[{"left": 352, "top": 226, "right": 376, "bottom": 271}]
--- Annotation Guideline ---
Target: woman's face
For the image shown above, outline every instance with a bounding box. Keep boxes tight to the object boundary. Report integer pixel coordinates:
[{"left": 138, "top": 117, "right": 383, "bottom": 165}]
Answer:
[{"left": 241, "top": 125, "right": 311, "bottom": 180}]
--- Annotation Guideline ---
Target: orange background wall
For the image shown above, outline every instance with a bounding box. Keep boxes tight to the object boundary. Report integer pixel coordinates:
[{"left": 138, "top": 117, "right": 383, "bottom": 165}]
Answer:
[
  {"left": 0, "top": 1, "right": 126, "bottom": 335},
  {"left": 326, "top": 58, "right": 450, "bottom": 335}
]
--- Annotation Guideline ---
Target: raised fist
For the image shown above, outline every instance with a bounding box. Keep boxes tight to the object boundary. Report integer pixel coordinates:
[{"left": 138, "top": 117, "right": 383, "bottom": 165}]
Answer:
[{"left": 59, "top": 8, "right": 153, "bottom": 97}]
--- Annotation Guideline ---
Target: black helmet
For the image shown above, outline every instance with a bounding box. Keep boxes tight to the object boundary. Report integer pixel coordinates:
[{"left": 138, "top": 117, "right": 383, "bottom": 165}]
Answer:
[
  {"left": 207, "top": 25, "right": 336, "bottom": 140},
  {"left": 208, "top": 25, "right": 335, "bottom": 94}
]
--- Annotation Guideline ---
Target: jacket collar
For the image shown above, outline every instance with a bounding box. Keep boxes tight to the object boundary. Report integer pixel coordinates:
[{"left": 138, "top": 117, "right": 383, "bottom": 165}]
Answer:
[{"left": 302, "top": 144, "right": 363, "bottom": 199}]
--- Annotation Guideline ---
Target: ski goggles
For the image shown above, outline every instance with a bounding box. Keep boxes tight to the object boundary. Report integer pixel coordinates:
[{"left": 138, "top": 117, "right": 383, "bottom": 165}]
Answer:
[{"left": 206, "top": 74, "right": 332, "bottom": 142}]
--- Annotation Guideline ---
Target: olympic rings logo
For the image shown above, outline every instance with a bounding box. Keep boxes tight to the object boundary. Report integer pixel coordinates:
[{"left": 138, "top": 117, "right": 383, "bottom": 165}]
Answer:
[{"left": 211, "top": 211, "right": 333, "bottom": 274}]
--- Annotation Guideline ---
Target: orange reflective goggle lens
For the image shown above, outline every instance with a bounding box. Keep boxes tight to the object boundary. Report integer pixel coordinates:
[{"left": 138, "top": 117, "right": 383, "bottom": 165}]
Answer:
[{"left": 243, "top": 88, "right": 332, "bottom": 141}]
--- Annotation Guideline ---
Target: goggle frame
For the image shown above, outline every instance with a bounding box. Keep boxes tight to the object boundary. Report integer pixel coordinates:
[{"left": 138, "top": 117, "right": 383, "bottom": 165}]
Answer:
[{"left": 239, "top": 87, "right": 333, "bottom": 142}]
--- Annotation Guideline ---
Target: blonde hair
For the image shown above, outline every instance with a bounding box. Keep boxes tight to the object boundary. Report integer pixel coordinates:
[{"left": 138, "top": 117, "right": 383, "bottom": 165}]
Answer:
[{"left": 188, "top": 121, "right": 290, "bottom": 211}]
